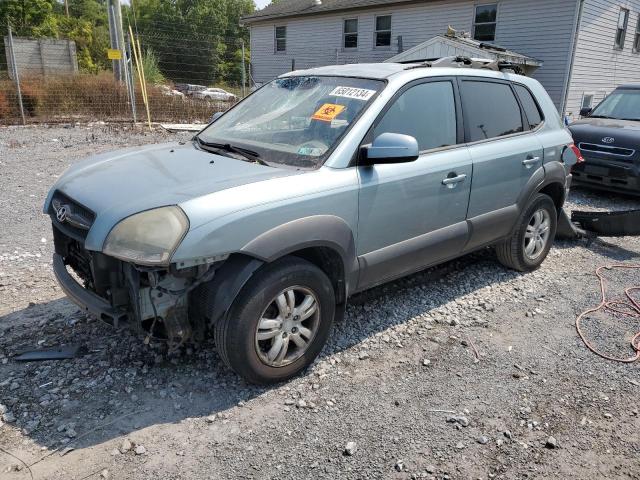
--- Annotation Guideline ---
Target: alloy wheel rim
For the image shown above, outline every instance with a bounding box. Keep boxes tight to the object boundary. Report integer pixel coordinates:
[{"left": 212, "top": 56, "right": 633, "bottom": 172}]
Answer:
[
  {"left": 255, "top": 286, "right": 320, "bottom": 368},
  {"left": 524, "top": 208, "right": 551, "bottom": 261}
]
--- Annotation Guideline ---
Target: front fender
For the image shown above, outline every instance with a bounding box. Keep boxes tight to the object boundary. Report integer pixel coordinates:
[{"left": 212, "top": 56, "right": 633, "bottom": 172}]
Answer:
[{"left": 240, "top": 215, "right": 358, "bottom": 294}]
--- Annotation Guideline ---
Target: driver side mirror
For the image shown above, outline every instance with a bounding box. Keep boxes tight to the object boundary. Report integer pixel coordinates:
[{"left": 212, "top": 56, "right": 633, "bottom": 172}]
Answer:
[
  {"left": 360, "top": 133, "right": 419, "bottom": 166},
  {"left": 579, "top": 107, "right": 592, "bottom": 117}
]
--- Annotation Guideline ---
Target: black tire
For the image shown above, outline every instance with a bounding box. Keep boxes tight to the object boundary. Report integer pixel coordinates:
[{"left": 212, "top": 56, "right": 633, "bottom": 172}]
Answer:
[
  {"left": 214, "top": 256, "right": 335, "bottom": 385},
  {"left": 496, "top": 193, "right": 557, "bottom": 272}
]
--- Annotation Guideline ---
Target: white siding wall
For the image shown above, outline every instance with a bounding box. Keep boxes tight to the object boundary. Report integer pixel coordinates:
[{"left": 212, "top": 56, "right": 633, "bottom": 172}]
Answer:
[
  {"left": 565, "top": 0, "right": 640, "bottom": 121},
  {"left": 494, "top": 0, "right": 578, "bottom": 110},
  {"left": 249, "top": 0, "right": 578, "bottom": 109}
]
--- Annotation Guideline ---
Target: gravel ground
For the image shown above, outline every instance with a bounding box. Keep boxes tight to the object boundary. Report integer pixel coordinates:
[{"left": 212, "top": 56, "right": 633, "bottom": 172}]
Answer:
[{"left": 1, "top": 125, "right": 639, "bottom": 480}]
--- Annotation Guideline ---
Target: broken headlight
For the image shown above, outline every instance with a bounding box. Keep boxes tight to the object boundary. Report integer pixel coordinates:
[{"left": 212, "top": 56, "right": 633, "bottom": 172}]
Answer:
[{"left": 103, "top": 206, "right": 189, "bottom": 266}]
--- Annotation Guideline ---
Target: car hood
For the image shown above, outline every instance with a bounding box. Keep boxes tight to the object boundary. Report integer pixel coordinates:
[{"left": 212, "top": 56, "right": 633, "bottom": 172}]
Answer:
[
  {"left": 569, "top": 118, "right": 640, "bottom": 147},
  {"left": 44, "top": 141, "right": 299, "bottom": 250}
]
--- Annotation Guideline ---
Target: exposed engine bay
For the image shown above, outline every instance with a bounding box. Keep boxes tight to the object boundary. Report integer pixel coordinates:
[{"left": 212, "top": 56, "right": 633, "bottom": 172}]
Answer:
[{"left": 52, "top": 223, "right": 219, "bottom": 350}]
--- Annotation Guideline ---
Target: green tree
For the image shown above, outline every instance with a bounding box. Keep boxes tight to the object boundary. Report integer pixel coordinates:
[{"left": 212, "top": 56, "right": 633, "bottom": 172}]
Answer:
[
  {"left": 0, "top": 0, "right": 59, "bottom": 37},
  {"left": 1, "top": 0, "right": 253, "bottom": 79},
  {"left": 130, "top": 0, "right": 254, "bottom": 85},
  {"left": 61, "top": 0, "right": 110, "bottom": 72}
]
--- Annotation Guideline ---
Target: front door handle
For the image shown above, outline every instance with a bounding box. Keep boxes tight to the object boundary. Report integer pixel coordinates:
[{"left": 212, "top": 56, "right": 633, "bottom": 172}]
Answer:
[
  {"left": 442, "top": 173, "right": 467, "bottom": 188},
  {"left": 522, "top": 156, "right": 541, "bottom": 168}
]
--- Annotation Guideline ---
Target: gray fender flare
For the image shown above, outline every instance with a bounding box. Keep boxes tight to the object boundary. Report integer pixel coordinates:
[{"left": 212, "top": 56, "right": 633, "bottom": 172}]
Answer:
[
  {"left": 241, "top": 215, "right": 358, "bottom": 295},
  {"left": 516, "top": 161, "right": 567, "bottom": 218}
]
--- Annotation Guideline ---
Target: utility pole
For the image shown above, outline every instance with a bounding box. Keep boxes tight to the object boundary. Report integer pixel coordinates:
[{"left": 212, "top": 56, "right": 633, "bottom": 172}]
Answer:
[
  {"left": 107, "top": 0, "right": 125, "bottom": 82},
  {"left": 241, "top": 40, "right": 246, "bottom": 97},
  {"left": 7, "top": 23, "right": 26, "bottom": 125}
]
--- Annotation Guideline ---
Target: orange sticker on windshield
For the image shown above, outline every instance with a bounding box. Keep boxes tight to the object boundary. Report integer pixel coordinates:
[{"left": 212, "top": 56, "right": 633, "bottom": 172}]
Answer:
[{"left": 312, "top": 103, "right": 346, "bottom": 122}]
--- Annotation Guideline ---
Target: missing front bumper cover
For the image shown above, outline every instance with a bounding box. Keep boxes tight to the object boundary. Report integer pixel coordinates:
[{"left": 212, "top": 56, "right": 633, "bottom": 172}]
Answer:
[{"left": 571, "top": 209, "right": 640, "bottom": 237}]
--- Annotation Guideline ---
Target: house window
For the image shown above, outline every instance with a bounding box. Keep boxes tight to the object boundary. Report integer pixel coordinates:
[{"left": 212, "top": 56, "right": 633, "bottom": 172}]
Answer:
[
  {"left": 275, "top": 26, "right": 287, "bottom": 52},
  {"left": 375, "top": 15, "right": 392, "bottom": 47},
  {"left": 344, "top": 18, "right": 358, "bottom": 49},
  {"left": 473, "top": 4, "right": 498, "bottom": 42},
  {"left": 581, "top": 93, "right": 594, "bottom": 109},
  {"left": 634, "top": 16, "right": 640, "bottom": 52},
  {"left": 615, "top": 8, "right": 629, "bottom": 49}
]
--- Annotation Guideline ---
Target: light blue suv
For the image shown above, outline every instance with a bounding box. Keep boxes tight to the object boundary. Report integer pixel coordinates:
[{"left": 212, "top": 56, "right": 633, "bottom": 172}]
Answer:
[{"left": 45, "top": 60, "right": 578, "bottom": 384}]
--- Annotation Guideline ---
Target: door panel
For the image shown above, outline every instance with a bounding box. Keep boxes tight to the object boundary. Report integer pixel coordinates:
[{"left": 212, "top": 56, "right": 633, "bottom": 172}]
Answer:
[
  {"left": 356, "top": 147, "right": 472, "bottom": 289},
  {"left": 354, "top": 79, "right": 472, "bottom": 290},
  {"left": 466, "top": 135, "right": 544, "bottom": 218},
  {"left": 357, "top": 148, "right": 472, "bottom": 254},
  {"left": 459, "top": 79, "right": 545, "bottom": 248}
]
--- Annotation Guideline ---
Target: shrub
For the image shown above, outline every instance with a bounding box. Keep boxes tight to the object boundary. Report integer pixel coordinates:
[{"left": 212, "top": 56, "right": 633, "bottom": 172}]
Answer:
[
  {"left": 139, "top": 49, "right": 165, "bottom": 86},
  {"left": 20, "top": 83, "right": 43, "bottom": 116},
  {"left": 0, "top": 90, "right": 13, "bottom": 120},
  {"left": 0, "top": 72, "right": 224, "bottom": 124}
]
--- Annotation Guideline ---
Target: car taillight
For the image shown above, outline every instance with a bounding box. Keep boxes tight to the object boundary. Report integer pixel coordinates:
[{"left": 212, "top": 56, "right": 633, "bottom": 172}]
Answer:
[{"left": 570, "top": 143, "right": 585, "bottom": 163}]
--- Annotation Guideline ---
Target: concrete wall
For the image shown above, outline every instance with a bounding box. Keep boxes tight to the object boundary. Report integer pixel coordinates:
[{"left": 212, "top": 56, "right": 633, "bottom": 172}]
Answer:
[{"left": 4, "top": 37, "right": 78, "bottom": 78}]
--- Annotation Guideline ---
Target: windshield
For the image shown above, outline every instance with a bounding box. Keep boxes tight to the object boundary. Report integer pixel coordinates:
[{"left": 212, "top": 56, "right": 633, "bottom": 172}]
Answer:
[
  {"left": 591, "top": 89, "right": 640, "bottom": 121},
  {"left": 197, "top": 76, "right": 384, "bottom": 168}
]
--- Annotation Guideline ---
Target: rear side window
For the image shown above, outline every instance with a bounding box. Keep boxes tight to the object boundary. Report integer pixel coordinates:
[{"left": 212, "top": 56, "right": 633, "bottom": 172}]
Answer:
[
  {"left": 373, "top": 81, "right": 457, "bottom": 151},
  {"left": 460, "top": 81, "right": 523, "bottom": 142},
  {"left": 513, "top": 84, "right": 543, "bottom": 129}
]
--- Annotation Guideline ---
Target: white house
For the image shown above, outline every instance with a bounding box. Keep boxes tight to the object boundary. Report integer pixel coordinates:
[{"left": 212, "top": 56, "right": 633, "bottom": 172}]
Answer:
[{"left": 242, "top": 0, "right": 640, "bottom": 120}]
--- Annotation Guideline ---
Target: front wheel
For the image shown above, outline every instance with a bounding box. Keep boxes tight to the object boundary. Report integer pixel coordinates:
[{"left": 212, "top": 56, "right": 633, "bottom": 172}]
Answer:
[
  {"left": 496, "top": 193, "right": 557, "bottom": 272},
  {"left": 214, "top": 257, "right": 335, "bottom": 385}
]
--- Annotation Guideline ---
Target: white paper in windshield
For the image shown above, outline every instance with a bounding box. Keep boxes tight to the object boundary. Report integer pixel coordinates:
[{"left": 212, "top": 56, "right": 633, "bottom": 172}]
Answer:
[{"left": 329, "top": 86, "right": 376, "bottom": 101}]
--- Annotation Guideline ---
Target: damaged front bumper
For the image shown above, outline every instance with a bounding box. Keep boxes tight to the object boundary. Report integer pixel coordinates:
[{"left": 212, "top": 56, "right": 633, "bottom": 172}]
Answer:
[
  {"left": 557, "top": 208, "right": 640, "bottom": 238},
  {"left": 572, "top": 209, "right": 640, "bottom": 237},
  {"left": 53, "top": 253, "right": 128, "bottom": 326},
  {"left": 51, "top": 221, "right": 221, "bottom": 346}
]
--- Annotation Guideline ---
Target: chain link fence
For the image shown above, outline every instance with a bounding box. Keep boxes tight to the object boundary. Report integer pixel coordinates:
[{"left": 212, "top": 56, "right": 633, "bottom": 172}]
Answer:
[{"left": 0, "top": 25, "right": 251, "bottom": 126}]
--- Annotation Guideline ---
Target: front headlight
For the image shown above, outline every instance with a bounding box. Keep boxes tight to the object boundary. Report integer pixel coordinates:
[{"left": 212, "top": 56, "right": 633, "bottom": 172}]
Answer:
[{"left": 103, "top": 206, "right": 189, "bottom": 266}]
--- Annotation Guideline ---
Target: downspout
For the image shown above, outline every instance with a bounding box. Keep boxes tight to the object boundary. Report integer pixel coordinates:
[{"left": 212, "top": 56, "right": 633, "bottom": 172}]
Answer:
[{"left": 561, "top": 0, "right": 585, "bottom": 118}]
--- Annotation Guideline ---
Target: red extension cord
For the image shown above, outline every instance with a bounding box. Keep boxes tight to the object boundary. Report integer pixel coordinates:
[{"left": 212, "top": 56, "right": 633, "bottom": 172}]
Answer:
[{"left": 576, "top": 264, "right": 640, "bottom": 363}]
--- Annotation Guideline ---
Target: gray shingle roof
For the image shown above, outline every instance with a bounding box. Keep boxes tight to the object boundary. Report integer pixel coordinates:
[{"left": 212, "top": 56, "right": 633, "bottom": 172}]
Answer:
[{"left": 242, "top": 0, "right": 416, "bottom": 23}]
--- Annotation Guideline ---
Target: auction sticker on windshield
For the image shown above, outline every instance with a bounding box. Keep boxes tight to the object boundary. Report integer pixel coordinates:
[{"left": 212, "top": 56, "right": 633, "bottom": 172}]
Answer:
[
  {"left": 312, "top": 104, "right": 346, "bottom": 122},
  {"left": 330, "top": 86, "right": 376, "bottom": 101}
]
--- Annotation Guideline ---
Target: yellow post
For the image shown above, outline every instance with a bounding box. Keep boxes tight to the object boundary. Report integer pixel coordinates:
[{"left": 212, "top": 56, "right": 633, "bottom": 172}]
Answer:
[
  {"left": 136, "top": 37, "right": 152, "bottom": 130},
  {"left": 128, "top": 25, "right": 152, "bottom": 130}
]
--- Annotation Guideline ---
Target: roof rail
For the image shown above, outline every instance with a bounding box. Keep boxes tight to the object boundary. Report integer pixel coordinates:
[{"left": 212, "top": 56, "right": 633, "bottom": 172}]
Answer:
[{"left": 403, "top": 56, "right": 524, "bottom": 75}]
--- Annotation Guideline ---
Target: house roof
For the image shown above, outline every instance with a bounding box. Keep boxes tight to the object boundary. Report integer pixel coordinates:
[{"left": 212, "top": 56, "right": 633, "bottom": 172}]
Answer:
[
  {"left": 387, "top": 35, "right": 542, "bottom": 69},
  {"left": 242, "top": 0, "right": 419, "bottom": 24}
]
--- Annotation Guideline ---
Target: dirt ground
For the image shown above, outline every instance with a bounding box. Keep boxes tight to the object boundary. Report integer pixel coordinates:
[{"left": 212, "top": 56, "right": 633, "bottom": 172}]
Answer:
[{"left": 0, "top": 124, "right": 639, "bottom": 480}]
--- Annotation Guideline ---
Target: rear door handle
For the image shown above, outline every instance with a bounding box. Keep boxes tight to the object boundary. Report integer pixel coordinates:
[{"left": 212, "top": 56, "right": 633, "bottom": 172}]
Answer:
[
  {"left": 442, "top": 173, "right": 467, "bottom": 187},
  {"left": 522, "top": 156, "right": 541, "bottom": 167}
]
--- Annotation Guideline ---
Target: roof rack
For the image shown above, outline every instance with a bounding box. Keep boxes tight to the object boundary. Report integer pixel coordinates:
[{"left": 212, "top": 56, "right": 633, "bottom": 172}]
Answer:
[{"left": 404, "top": 56, "right": 523, "bottom": 75}]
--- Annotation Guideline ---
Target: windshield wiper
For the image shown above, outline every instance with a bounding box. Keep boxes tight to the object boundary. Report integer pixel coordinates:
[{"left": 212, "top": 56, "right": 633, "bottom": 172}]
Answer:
[{"left": 195, "top": 137, "right": 269, "bottom": 166}]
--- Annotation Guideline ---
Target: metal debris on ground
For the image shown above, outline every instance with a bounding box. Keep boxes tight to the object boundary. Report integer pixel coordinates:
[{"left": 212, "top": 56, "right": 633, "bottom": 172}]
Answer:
[{"left": 14, "top": 345, "right": 83, "bottom": 362}]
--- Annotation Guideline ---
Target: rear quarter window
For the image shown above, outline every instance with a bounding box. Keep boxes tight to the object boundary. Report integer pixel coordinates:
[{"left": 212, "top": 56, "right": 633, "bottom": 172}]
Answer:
[
  {"left": 460, "top": 80, "right": 524, "bottom": 142},
  {"left": 513, "top": 84, "right": 543, "bottom": 129}
]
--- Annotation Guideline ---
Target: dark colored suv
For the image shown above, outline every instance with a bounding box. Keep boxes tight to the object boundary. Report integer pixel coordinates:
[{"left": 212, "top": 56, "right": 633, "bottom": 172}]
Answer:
[{"left": 569, "top": 84, "right": 640, "bottom": 195}]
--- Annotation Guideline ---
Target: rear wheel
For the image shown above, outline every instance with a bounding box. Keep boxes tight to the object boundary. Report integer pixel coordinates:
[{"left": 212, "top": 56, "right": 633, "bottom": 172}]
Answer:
[
  {"left": 214, "top": 257, "right": 335, "bottom": 385},
  {"left": 496, "top": 193, "right": 557, "bottom": 272}
]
